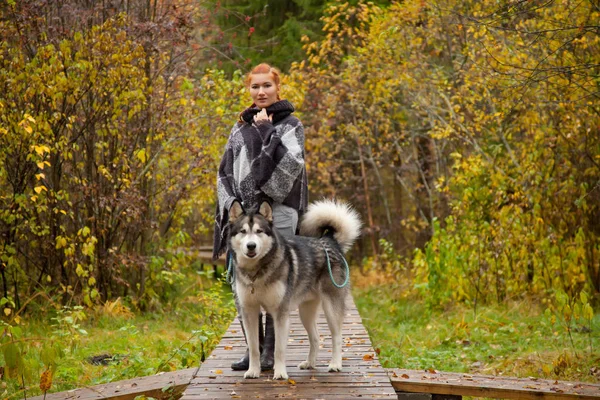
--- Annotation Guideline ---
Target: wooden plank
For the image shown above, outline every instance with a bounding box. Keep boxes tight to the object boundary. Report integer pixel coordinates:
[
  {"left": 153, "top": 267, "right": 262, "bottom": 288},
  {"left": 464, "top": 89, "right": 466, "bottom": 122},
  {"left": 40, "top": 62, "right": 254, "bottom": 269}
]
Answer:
[
  {"left": 181, "top": 295, "right": 398, "bottom": 399},
  {"left": 197, "top": 251, "right": 225, "bottom": 264},
  {"left": 29, "top": 368, "right": 198, "bottom": 400},
  {"left": 389, "top": 368, "right": 600, "bottom": 399},
  {"left": 185, "top": 385, "right": 400, "bottom": 398}
]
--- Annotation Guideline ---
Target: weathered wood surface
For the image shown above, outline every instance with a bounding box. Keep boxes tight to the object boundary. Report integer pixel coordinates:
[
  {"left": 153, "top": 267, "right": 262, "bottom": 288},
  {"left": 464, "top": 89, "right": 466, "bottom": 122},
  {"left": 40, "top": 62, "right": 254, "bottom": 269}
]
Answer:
[
  {"left": 195, "top": 245, "right": 225, "bottom": 265},
  {"left": 181, "top": 296, "right": 397, "bottom": 399},
  {"left": 389, "top": 368, "right": 600, "bottom": 399},
  {"left": 29, "top": 368, "right": 198, "bottom": 400}
]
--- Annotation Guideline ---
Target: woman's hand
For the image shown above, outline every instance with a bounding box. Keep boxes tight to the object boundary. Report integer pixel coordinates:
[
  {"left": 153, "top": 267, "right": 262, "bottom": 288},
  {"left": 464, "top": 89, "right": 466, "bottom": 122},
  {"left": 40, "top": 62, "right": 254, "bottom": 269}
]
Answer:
[{"left": 253, "top": 108, "right": 272, "bottom": 124}]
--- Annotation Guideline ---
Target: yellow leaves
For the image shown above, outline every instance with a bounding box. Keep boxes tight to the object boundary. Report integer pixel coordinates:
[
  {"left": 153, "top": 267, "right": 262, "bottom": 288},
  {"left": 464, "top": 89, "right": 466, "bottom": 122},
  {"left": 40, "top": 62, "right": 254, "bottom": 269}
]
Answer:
[
  {"left": 33, "top": 145, "right": 50, "bottom": 156},
  {"left": 18, "top": 114, "right": 37, "bottom": 134},
  {"left": 40, "top": 368, "right": 52, "bottom": 392},
  {"left": 55, "top": 236, "right": 67, "bottom": 249},
  {"left": 582, "top": 302, "right": 594, "bottom": 321},
  {"left": 81, "top": 236, "right": 97, "bottom": 258},
  {"left": 75, "top": 264, "right": 87, "bottom": 277},
  {"left": 34, "top": 186, "right": 47, "bottom": 194},
  {"left": 37, "top": 161, "right": 51, "bottom": 170},
  {"left": 97, "top": 165, "right": 113, "bottom": 180},
  {"left": 135, "top": 149, "right": 148, "bottom": 163},
  {"left": 78, "top": 226, "right": 91, "bottom": 237}
]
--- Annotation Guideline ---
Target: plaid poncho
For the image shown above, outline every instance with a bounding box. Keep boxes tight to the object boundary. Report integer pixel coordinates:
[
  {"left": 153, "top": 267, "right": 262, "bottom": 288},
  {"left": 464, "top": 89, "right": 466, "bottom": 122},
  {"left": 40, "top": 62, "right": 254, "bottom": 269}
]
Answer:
[{"left": 212, "top": 100, "right": 308, "bottom": 259}]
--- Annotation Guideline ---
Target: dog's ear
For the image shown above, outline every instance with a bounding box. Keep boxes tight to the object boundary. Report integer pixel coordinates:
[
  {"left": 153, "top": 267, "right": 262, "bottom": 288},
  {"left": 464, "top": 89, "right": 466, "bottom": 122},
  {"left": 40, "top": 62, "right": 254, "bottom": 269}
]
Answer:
[
  {"left": 229, "top": 201, "right": 244, "bottom": 223},
  {"left": 258, "top": 201, "right": 273, "bottom": 223}
]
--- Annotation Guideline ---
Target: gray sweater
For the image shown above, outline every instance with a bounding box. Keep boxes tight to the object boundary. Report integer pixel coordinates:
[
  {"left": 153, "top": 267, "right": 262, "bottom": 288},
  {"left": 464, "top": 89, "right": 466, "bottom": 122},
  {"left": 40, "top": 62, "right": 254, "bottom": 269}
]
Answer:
[{"left": 212, "top": 100, "right": 308, "bottom": 259}]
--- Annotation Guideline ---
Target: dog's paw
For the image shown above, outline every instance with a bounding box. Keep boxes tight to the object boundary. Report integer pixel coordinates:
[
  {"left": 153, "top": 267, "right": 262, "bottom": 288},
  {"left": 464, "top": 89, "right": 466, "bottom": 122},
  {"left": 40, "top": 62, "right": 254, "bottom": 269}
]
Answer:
[
  {"left": 244, "top": 368, "right": 261, "bottom": 379},
  {"left": 273, "top": 368, "right": 289, "bottom": 380},
  {"left": 328, "top": 361, "right": 343, "bottom": 372},
  {"left": 298, "top": 360, "right": 316, "bottom": 370}
]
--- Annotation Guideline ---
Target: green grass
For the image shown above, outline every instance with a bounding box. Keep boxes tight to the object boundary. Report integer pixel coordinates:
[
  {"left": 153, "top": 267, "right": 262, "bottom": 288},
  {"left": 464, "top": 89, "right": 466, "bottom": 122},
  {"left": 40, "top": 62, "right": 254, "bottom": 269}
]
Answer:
[
  {"left": 353, "top": 283, "right": 600, "bottom": 383},
  {"left": 4, "top": 272, "right": 236, "bottom": 399},
  {"left": 6, "top": 266, "right": 599, "bottom": 399}
]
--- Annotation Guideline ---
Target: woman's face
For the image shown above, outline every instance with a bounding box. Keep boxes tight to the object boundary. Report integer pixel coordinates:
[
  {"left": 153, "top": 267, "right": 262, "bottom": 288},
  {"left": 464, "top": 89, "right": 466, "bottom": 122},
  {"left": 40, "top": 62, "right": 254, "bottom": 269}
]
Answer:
[{"left": 249, "top": 73, "right": 279, "bottom": 108}]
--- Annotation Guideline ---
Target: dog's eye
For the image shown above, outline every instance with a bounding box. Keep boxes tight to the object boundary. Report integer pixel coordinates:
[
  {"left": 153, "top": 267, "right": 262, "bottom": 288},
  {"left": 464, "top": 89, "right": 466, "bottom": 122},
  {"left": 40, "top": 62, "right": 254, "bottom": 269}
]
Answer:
[
  {"left": 240, "top": 229, "right": 247, "bottom": 234},
  {"left": 256, "top": 229, "right": 263, "bottom": 234}
]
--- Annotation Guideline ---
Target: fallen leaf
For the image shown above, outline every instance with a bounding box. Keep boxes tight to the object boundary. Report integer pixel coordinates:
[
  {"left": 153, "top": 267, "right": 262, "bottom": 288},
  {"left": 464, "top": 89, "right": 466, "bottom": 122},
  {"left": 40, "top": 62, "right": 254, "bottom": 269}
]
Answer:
[
  {"left": 215, "top": 370, "right": 223, "bottom": 374},
  {"left": 224, "top": 346, "right": 233, "bottom": 350},
  {"left": 427, "top": 368, "right": 437, "bottom": 374},
  {"left": 401, "top": 374, "right": 410, "bottom": 379},
  {"left": 391, "top": 372, "right": 398, "bottom": 377},
  {"left": 288, "top": 379, "right": 296, "bottom": 385},
  {"left": 363, "top": 354, "right": 374, "bottom": 361}
]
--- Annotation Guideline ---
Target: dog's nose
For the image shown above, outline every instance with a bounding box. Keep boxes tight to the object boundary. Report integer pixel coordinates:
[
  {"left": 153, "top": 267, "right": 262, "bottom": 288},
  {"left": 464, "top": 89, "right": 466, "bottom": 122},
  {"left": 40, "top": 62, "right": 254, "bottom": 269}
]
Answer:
[{"left": 247, "top": 242, "right": 256, "bottom": 251}]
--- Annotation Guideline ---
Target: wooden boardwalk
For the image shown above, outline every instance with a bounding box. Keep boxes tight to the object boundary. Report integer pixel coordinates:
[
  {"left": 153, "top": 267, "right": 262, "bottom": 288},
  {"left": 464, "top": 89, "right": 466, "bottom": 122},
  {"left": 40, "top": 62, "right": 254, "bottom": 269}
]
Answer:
[
  {"left": 390, "top": 369, "right": 600, "bottom": 399},
  {"left": 29, "top": 289, "right": 599, "bottom": 400},
  {"left": 181, "top": 296, "right": 397, "bottom": 399}
]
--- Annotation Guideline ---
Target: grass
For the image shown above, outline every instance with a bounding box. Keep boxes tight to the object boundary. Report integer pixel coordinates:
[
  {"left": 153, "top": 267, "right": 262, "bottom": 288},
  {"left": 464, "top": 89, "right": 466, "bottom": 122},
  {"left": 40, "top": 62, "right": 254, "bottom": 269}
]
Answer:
[
  {"left": 5, "top": 265, "right": 599, "bottom": 399},
  {"left": 4, "top": 270, "right": 236, "bottom": 399},
  {"left": 352, "top": 271, "right": 600, "bottom": 384}
]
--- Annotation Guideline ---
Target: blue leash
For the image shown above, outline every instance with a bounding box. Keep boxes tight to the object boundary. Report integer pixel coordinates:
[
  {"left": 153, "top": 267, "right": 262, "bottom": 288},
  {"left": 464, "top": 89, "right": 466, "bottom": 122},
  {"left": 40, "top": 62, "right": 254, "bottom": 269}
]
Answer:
[
  {"left": 226, "top": 252, "right": 235, "bottom": 285},
  {"left": 323, "top": 246, "right": 350, "bottom": 288}
]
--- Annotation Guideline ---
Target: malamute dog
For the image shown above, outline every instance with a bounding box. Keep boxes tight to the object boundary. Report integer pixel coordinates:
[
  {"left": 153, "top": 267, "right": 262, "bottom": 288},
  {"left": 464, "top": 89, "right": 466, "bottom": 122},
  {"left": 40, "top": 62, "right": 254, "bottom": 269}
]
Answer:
[{"left": 228, "top": 199, "right": 361, "bottom": 380}]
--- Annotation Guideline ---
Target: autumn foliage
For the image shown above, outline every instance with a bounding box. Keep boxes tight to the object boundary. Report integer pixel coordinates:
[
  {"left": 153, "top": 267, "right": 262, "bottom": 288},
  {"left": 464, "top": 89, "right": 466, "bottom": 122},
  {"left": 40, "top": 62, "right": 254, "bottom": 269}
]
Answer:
[
  {"left": 0, "top": 0, "right": 247, "bottom": 311},
  {"left": 294, "top": 0, "right": 598, "bottom": 314},
  {"left": 0, "top": 0, "right": 597, "bottom": 317},
  {"left": 0, "top": 0, "right": 598, "bottom": 393}
]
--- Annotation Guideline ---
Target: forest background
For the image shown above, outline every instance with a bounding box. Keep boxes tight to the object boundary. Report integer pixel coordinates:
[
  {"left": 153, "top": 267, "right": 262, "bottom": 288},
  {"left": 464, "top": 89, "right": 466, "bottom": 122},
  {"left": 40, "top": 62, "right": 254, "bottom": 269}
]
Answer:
[{"left": 0, "top": 0, "right": 599, "bottom": 397}]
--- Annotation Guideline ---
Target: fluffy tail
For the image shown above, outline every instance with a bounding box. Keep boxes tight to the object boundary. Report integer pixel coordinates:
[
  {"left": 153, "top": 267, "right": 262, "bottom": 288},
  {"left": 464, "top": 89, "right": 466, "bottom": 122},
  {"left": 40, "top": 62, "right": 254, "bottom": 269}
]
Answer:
[{"left": 299, "top": 200, "right": 362, "bottom": 253}]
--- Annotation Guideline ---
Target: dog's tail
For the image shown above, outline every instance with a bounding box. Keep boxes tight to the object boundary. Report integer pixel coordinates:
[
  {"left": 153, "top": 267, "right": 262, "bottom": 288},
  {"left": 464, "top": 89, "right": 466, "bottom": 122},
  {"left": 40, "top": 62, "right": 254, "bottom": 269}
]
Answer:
[{"left": 299, "top": 200, "right": 362, "bottom": 253}]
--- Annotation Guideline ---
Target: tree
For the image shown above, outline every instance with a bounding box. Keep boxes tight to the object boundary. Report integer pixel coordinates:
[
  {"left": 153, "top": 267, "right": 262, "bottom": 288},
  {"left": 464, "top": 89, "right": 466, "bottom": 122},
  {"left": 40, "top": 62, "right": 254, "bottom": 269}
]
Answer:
[{"left": 0, "top": 0, "right": 246, "bottom": 308}]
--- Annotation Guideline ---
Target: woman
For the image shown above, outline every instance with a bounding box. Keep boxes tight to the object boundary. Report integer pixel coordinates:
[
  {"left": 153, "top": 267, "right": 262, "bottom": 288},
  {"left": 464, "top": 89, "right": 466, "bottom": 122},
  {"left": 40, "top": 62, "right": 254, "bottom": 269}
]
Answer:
[{"left": 212, "top": 63, "right": 308, "bottom": 371}]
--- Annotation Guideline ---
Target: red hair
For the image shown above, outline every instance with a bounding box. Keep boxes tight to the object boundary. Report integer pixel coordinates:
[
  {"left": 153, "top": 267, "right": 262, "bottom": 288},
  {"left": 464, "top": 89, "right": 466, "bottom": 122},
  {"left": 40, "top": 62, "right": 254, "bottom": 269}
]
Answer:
[
  {"left": 239, "top": 63, "right": 282, "bottom": 122},
  {"left": 245, "top": 63, "right": 281, "bottom": 87}
]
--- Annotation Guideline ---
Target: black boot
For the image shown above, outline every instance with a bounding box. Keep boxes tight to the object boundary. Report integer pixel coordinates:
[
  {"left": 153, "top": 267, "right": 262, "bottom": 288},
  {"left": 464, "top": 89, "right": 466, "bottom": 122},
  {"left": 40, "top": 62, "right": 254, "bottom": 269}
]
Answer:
[
  {"left": 231, "top": 312, "right": 264, "bottom": 371},
  {"left": 260, "top": 313, "right": 275, "bottom": 370}
]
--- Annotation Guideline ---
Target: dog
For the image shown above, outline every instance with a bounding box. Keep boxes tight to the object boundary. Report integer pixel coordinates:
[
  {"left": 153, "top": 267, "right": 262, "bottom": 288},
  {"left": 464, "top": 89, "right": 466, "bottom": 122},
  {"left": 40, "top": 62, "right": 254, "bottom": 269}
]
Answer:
[{"left": 228, "top": 199, "right": 361, "bottom": 380}]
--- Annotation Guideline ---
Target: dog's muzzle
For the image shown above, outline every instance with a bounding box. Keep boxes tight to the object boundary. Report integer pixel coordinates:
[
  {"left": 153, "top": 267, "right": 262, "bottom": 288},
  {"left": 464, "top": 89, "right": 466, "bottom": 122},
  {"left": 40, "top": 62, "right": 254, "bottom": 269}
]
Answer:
[{"left": 246, "top": 242, "right": 257, "bottom": 258}]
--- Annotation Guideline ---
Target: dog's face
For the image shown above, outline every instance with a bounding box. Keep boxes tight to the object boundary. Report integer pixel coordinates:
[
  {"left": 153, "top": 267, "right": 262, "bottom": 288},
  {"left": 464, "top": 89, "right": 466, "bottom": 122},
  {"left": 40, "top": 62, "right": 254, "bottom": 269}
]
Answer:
[{"left": 228, "top": 201, "right": 274, "bottom": 266}]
